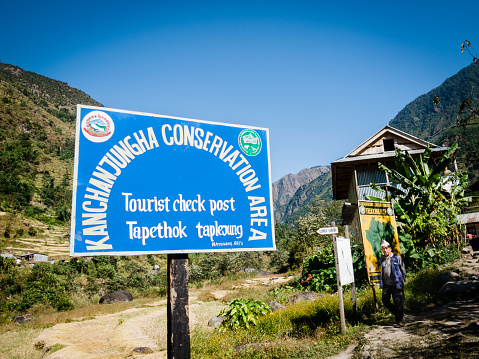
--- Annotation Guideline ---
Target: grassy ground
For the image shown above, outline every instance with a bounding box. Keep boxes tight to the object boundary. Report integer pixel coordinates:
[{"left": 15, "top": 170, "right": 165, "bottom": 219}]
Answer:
[{"left": 1, "top": 260, "right": 475, "bottom": 358}]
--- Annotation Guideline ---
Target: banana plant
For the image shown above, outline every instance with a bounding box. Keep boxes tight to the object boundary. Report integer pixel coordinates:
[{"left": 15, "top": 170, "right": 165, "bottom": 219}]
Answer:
[{"left": 370, "top": 143, "right": 470, "bottom": 247}]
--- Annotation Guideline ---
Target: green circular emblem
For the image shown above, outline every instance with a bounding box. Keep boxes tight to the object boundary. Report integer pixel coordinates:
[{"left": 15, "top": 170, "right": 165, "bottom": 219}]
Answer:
[{"left": 238, "top": 129, "right": 262, "bottom": 156}]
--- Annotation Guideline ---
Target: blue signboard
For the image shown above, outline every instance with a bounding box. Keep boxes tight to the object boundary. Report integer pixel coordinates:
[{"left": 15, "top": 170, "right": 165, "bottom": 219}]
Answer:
[{"left": 70, "top": 106, "right": 275, "bottom": 256}]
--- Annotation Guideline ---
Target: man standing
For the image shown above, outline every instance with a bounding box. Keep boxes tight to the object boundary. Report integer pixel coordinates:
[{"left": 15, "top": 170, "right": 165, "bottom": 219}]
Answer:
[{"left": 380, "top": 240, "right": 406, "bottom": 326}]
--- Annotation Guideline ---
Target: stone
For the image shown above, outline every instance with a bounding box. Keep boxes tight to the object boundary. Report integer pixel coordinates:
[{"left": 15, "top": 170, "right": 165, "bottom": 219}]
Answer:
[
  {"left": 207, "top": 316, "right": 224, "bottom": 328},
  {"left": 447, "top": 332, "right": 466, "bottom": 342},
  {"left": 465, "top": 321, "right": 479, "bottom": 332},
  {"left": 237, "top": 268, "right": 272, "bottom": 276},
  {"left": 14, "top": 314, "right": 34, "bottom": 325},
  {"left": 438, "top": 281, "right": 479, "bottom": 296},
  {"left": 441, "top": 272, "right": 460, "bottom": 282},
  {"left": 132, "top": 347, "right": 153, "bottom": 354},
  {"left": 462, "top": 268, "right": 479, "bottom": 277},
  {"left": 99, "top": 290, "right": 133, "bottom": 304},
  {"left": 266, "top": 301, "right": 286, "bottom": 312},
  {"left": 288, "top": 291, "right": 322, "bottom": 303}
]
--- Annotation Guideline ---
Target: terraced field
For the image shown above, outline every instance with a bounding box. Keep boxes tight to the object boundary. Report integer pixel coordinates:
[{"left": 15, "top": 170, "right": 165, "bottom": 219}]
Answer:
[{"left": 3, "top": 222, "right": 70, "bottom": 260}]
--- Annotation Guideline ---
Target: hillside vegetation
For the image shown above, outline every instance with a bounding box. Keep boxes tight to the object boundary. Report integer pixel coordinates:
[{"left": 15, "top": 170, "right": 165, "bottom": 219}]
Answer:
[
  {"left": 389, "top": 63, "right": 479, "bottom": 181},
  {"left": 0, "top": 63, "right": 101, "bottom": 245}
]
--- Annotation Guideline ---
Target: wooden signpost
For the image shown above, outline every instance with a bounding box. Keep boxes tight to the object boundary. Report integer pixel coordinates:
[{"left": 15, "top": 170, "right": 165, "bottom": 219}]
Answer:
[
  {"left": 317, "top": 223, "right": 356, "bottom": 334},
  {"left": 70, "top": 106, "right": 275, "bottom": 357},
  {"left": 330, "top": 222, "right": 346, "bottom": 334},
  {"left": 167, "top": 254, "right": 190, "bottom": 359}
]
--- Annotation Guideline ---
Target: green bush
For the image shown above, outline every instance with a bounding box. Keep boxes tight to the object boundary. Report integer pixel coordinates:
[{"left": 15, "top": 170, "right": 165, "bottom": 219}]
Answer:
[
  {"left": 400, "top": 233, "right": 461, "bottom": 271},
  {"left": 27, "top": 226, "right": 37, "bottom": 236},
  {"left": 301, "top": 241, "right": 368, "bottom": 292},
  {"left": 55, "top": 296, "right": 74, "bottom": 311},
  {"left": 55, "top": 205, "right": 70, "bottom": 221},
  {"left": 69, "top": 258, "right": 90, "bottom": 275},
  {"left": 404, "top": 267, "right": 451, "bottom": 311},
  {"left": 0, "top": 257, "right": 16, "bottom": 273},
  {"left": 147, "top": 254, "right": 155, "bottom": 267},
  {"left": 219, "top": 298, "right": 271, "bottom": 330},
  {"left": 21, "top": 272, "right": 67, "bottom": 310},
  {"left": 96, "top": 263, "right": 117, "bottom": 279}
]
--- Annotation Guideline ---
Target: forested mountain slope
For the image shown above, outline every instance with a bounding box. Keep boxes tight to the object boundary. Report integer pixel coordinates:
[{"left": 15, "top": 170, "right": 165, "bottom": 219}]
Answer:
[
  {"left": 389, "top": 63, "right": 479, "bottom": 180},
  {"left": 0, "top": 63, "right": 102, "bottom": 235}
]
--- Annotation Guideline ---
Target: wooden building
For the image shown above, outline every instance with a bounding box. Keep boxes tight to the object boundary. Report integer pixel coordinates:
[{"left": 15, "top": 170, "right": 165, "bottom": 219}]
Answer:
[
  {"left": 18, "top": 252, "right": 50, "bottom": 263},
  {"left": 331, "top": 125, "right": 451, "bottom": 240}
]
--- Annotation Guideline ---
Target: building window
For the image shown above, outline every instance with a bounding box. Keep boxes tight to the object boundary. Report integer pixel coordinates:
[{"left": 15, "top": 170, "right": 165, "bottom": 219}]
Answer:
[{"left": 383, "top": 139, "right": 395, "bottom": 151}]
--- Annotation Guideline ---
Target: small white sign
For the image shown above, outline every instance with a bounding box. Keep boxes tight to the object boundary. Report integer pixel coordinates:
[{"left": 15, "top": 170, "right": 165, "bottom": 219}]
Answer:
[
  {"left": 336, "top": 237, "right": 355, "bottom": 286},
  {"left": 317, "top": 226, "right": 338, "bottom": 235}
]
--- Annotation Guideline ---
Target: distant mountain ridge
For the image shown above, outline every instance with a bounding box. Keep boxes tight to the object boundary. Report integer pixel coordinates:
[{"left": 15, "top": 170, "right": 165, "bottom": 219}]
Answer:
[
  {"left": 274, "top": 63, "right": 479, "bottom": 225},
  {"left": 273, "top": 166, "right": 329, "bottom": 206},
  {"left": 272, "top": 166, "right": 331, "bottom": 223}
]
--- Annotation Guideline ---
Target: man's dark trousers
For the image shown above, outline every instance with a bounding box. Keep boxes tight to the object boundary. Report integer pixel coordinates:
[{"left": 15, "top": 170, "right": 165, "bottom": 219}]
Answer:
[{"left": 382, "top": 284, "right": 404, "bottom": 323}]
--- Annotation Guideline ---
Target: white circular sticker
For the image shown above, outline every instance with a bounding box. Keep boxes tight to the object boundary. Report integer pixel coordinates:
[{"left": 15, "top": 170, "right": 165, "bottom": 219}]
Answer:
[{"left": 81, "top": 111, "right": 115, "bottom": 143}]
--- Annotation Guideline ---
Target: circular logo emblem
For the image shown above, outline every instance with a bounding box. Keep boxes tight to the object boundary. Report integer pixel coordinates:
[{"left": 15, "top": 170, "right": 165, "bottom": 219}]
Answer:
[
  {"left": 238, "top": 129, "right": 262, "bottom": 156},
  {"left": 81, "top": 111, "right": 114, "bottom": 143}
]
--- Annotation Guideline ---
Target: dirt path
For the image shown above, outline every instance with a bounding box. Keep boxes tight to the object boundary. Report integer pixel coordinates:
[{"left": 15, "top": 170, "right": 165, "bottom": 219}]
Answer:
[
  {"left": 356, "top": 297, "right": 479, "bottom": 359},
  {"left": 32, "top": 274, "right": 294, "bottom": 358},
  {"left": 330, "top": 252, "right": 479, "bottom": 359},
  {"left": 34, "top": 294, "right": 225, "bottom": 359}
]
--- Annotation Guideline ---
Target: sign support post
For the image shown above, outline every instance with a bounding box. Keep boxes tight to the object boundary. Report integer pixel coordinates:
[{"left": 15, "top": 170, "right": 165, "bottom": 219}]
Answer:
[
  {"left": 344, "top": 225, "right": 357, "bottom": 313},
  {"left": 331, "top": 222, "right": 347, "bottom": 334},
  {"left": 167, "top": 254, "right": 190, "bottom": 359}
]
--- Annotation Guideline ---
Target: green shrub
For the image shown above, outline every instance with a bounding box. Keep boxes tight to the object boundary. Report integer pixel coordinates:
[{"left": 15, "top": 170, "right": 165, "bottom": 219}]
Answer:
[
  {"left": 55, "top": 205, "right": 70, "bottom": 221},
  {"left": 27, "top": 226, "right": 37, "bottom": 236},
  {"left": 147, "top": 254, "right": 155, "bottom": 267},
  {"left": 404, "top": 267, "right": 450, "bottom": 311},
  {"left": 96, "top": 263, "right": 117, "bottom": 279},
  {"left": 7, "top": 262, "right": 73, "bottom": 312},
  {"left": 219, "top": 298, "right": 271, "bottom": 330},
  {"left": 401, "top": 233, "right": 461, "bottom": 271},
  {"left": 0, "top": 257, "right": 16, "bottom": 273},
  {"left": 69, "top": 258, "right": 90, "bottom": 275},
  {"left": 55, "top": 296, "right": 74, "bottom": 311},
  {"left": 84, "top": 282, "right": 102, "bottom": 297}
]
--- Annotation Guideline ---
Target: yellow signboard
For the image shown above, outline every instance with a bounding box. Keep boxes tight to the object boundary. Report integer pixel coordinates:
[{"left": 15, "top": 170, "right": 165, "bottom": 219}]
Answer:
[{"left": 358, "top": 201, "right": 400, "bottom": 285}]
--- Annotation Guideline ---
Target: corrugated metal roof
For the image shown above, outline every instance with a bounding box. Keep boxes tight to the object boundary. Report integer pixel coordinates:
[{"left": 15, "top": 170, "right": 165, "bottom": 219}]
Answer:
[
  {"left": 457, "top": 212, "right": 479, "bottom": 224},
  {"left": 332, "top": 147, "right": 450, "bottom": 164},
  {"left": 358, "top": 186, "right": 386, "bottom": 201},
  {"left": 357, "top": 168, "right": 387, "bottom": 186}
]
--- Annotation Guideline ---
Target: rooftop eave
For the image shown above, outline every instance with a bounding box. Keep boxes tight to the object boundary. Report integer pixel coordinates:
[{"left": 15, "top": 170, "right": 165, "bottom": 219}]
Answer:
[{"left": 332, "top": 146, "right": 450, "bottom": 165}]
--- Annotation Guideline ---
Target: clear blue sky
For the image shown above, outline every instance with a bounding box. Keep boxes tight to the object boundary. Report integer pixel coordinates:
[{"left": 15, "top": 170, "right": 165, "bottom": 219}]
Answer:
[{"left": 1, "top": 1, "right": 477, "bottom": 181}]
